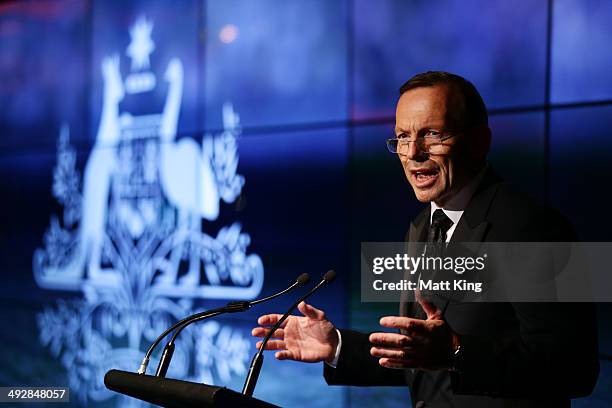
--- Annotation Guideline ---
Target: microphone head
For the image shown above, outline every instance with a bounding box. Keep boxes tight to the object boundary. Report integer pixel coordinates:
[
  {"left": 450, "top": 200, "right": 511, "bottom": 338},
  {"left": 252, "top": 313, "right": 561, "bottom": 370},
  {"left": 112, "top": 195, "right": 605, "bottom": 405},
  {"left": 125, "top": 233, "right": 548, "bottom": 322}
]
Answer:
[
  {"left": 296, "top": 273, "right": 310, "bottom": 286},
  {"left": 323, "top": 270, "right": 336, "bottom": 284}
]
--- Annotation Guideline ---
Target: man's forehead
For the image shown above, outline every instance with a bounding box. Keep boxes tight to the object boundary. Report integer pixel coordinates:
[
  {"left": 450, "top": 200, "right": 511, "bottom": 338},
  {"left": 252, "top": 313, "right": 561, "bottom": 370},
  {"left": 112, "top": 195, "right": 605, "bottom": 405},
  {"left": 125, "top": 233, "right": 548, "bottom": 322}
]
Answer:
[
  {"left": 395, "top": 85, "right": 461, "bottom": 129},
  {"left": 395, "top": 103, "right": 448, "bottom": 129}
]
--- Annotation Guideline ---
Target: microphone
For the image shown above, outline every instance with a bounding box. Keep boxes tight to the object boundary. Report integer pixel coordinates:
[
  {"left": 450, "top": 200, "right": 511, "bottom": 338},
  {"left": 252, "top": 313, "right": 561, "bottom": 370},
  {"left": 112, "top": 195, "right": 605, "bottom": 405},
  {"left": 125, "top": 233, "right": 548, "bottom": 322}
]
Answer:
[
  {"left": 242, "top": 270, "right": 336, "bottom": 396},
  {"left": 138, "top": 273, "right": 310, "bottom": 376}
]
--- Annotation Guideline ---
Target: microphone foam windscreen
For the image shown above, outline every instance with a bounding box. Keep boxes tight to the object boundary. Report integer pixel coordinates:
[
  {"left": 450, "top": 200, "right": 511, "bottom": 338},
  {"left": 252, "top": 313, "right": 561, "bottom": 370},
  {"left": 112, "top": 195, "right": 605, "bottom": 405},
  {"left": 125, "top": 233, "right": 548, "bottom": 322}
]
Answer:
[
  {"left": 323, "top": 270, "right": 336, "bottom": 284},
  {"left": 296, "top": 273, "right": 310, "bottom": 286}
]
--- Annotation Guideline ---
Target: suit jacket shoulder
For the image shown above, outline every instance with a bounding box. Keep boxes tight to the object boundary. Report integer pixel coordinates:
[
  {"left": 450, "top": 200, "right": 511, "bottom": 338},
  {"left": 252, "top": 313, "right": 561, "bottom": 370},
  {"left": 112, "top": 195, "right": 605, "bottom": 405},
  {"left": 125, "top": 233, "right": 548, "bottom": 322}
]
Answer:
[{"left": 456, "top": 168, "right": 577, "bottom": 242}]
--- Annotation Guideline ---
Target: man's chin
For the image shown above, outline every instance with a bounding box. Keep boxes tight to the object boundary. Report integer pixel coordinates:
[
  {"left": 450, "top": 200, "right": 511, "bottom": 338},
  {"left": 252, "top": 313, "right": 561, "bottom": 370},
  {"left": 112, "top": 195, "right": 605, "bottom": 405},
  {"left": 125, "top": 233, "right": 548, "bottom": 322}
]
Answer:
[{"left": 413, "top": 188, "right": 441, "bottom": 203}]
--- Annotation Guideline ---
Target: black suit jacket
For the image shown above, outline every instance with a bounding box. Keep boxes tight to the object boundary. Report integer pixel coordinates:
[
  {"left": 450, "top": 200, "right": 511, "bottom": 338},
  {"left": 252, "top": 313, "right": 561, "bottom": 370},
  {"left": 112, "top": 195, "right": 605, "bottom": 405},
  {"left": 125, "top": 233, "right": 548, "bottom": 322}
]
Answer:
[{"left": 324, "top": 168, "right": 599, "bottom": 408}]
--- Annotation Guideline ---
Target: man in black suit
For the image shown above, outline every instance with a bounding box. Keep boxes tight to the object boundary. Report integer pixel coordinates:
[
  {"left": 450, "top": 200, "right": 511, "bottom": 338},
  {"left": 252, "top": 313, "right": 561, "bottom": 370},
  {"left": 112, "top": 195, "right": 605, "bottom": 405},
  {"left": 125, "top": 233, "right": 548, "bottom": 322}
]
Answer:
[{"left": 252, "top": 71, "right": 599, "bottom": 407}]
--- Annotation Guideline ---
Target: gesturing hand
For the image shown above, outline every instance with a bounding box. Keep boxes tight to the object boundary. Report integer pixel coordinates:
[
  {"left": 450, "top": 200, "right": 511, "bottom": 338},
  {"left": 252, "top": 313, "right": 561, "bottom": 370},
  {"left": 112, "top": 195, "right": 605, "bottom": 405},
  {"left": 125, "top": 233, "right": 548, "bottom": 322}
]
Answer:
[
  {"left": 251, "top": 301, "right": 339, "bottom": 363},
  {"left": 369, "top": 296, "right": 459, "bottom": 370}
]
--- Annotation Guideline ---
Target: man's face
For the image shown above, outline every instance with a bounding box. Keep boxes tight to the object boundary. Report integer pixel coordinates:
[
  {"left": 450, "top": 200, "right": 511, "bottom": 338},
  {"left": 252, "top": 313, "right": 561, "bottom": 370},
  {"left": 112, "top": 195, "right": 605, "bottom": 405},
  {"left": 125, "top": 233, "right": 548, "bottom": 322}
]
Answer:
[{"left": 395, "top": 84, "right": 471, "bottom": 204}]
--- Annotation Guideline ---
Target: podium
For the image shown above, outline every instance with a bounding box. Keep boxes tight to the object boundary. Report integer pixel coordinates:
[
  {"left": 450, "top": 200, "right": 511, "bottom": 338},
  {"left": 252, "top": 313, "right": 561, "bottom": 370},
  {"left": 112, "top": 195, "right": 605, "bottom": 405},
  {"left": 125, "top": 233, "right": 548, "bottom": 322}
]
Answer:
[{"left": 104, "top": 370, "right": 280, "bottom": 408}]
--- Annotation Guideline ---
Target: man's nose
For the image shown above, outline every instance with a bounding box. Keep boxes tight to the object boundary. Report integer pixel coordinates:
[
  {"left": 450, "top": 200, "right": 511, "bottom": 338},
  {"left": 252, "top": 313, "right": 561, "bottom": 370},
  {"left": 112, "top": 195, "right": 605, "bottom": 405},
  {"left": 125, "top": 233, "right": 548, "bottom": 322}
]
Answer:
[{"left": 404, "top": 140, "right": 427, "bottom": 161}]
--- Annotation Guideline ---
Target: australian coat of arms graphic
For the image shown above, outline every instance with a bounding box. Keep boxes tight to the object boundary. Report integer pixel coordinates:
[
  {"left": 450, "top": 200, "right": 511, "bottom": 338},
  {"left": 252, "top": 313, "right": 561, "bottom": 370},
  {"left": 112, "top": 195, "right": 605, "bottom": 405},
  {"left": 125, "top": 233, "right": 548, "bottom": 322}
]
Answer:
[{"left": 32, "top": 16, "right": 264, "bottom": 405}]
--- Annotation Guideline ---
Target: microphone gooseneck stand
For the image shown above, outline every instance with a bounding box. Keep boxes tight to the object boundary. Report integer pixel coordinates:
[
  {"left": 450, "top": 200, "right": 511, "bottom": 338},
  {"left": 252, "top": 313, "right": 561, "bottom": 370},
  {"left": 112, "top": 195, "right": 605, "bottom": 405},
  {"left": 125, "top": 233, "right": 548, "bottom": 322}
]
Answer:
[{"left": 138, "top": 273, "right": 310, "bottom": 376}]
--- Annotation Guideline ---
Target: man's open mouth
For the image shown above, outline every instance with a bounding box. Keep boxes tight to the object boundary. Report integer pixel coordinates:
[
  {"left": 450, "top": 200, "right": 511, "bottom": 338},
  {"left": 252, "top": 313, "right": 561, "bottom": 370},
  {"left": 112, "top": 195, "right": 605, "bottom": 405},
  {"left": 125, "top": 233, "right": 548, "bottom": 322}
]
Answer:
[{"left": 411, "top": 168, "right": 439, "bottom": 188}]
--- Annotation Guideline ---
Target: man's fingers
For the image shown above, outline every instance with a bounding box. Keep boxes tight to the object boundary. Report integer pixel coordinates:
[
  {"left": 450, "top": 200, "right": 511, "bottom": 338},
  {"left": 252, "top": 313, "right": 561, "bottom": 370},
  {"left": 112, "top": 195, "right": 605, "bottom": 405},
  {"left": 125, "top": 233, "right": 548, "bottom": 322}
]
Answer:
[
  {"left": 379, "top": 316, "right": 428, "bottom": 333},
  {"left": 251, "top": 327, "right": 285, "bottom": 339},
  {"left": 257, "top": 314, "right": 288, "bottom": 327},
  {"left": 370, "top": 346, "right": 414, "bottom": 360},
  {"left": 251, "top": 327, "right": 266, "bottom": 338},
  {"left": 255, "top": 340, "right": 286, "bottom": 351},
  {"left": 298, "top": 301, "right": 325, "bottom": 320},
  {"left": 378, "top": 357, "right": 417, "bottom": 369},
  {"left": 274, "top": 350, "right": 297, "bottom": 360},
  {"left": 369, "top": 332, "right": 414, "bottom": 348}
]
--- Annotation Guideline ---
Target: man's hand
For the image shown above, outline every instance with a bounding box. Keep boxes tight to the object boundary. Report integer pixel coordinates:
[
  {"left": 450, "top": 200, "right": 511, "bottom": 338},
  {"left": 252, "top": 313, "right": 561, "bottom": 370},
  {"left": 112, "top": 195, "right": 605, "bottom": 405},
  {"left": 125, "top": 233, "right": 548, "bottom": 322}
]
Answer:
[
  {"left": 251, "top": 301, "right": 339, "bottom": 363},
  {"left": 369, "top": 296, "right": 459, "bottom": 370}
]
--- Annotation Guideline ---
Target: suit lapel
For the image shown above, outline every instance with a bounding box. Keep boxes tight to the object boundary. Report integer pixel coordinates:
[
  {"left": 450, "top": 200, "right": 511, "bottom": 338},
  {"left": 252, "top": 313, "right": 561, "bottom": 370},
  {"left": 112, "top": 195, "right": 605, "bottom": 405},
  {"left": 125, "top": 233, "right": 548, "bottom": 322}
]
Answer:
[
  {"left": 451, "top": 217, "right": 489, "bottom": 244},
  {"left": 408, "top": 208, "right": 429, "bottom": 243},
  {"left": 450, "top": 167, "right": 500, "bottom": 243}
]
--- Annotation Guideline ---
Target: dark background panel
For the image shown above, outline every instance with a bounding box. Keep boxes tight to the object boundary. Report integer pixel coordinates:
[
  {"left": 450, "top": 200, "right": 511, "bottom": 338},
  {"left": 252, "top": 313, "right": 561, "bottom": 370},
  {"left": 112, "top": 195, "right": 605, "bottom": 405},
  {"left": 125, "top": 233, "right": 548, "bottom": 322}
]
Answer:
[
  {"left": 549, "top": 106, "right": 612, "bottom": 241},
  {"left": 551, "top": 0, "right": 612, "bottom": 104},
  {"left": 204, "top": 0, "right": 348, "bottom": 130},
  {"left": 0, "top": 299, "right": 89, "bottom": 408},
  {"left": 234, "top": 127, "right": 350, "bottom": 332},
  {"left": 0, "top": 0, "right": 88, "bottom": 152},
  {"left": 237, "top": 128, "right": 349, "bottom": 256},
  {"left": 488, "top": 112, "right": 546, "bottom": 202},
  {"left": 0, "top": 146, "right": 91, "bottom": 304},
  {"left": 349, "top": 123, "right": 422, "bottom": 243},
  {"left": 352, "top": 0, "right": 548, "bottom": 120}
]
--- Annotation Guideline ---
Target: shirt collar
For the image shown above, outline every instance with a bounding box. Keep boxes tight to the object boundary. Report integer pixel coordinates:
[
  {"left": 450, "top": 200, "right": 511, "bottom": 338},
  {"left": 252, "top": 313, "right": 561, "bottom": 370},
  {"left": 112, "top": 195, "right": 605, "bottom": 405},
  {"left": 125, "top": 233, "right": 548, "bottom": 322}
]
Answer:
[{"left": 430, "top": 201, "right": 463, "bottom": 226}]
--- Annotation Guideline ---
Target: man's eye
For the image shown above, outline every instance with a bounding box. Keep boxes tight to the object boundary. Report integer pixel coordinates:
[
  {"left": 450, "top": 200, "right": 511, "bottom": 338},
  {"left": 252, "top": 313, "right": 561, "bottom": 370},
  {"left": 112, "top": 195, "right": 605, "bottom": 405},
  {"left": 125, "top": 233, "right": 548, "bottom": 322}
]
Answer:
[
  {"left": 396, "top": 133, "right": 409, "bottom": 139},
  {"left": 425, "top": 130, "right": 441, "bottom": 138}
]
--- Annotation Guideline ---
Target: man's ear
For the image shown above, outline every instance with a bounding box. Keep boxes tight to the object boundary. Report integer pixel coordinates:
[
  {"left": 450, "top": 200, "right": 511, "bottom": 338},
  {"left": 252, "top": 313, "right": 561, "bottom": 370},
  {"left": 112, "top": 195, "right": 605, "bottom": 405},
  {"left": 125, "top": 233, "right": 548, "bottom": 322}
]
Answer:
[{"left": 470, "top": 125, "right": 491, "bottom": 160}]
